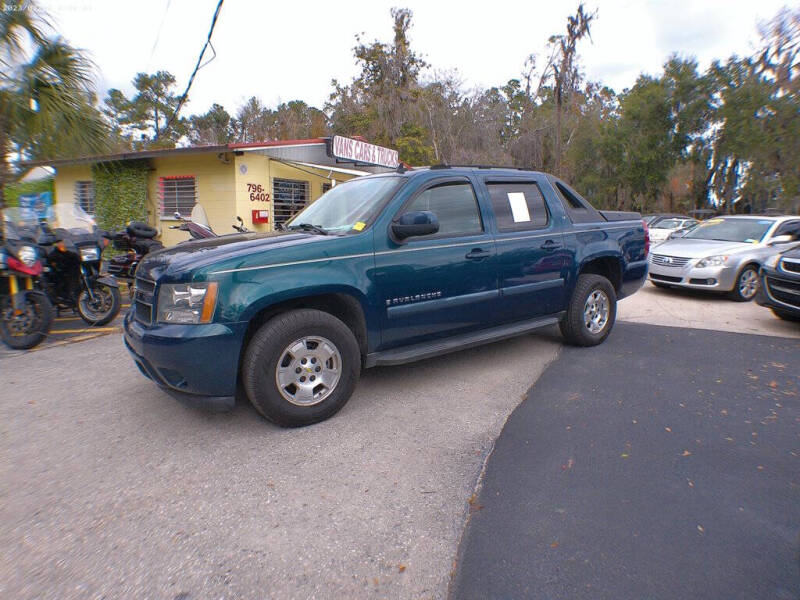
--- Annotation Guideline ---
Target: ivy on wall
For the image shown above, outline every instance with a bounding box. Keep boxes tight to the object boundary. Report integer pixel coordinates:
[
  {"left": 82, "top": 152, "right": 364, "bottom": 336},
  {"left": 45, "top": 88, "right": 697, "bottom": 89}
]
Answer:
[{"left": 91, "top": 160, "right": 149, "bottom": 230}]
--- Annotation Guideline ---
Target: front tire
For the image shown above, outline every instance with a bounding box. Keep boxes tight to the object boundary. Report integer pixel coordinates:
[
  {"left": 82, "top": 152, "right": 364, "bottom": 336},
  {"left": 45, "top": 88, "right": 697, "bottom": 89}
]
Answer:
[
  {"left": 242, "top": 309, "right": 361, "bottom": 427},
  {"left": 560, "top": 274, "right": 617, "bottom": 347},
  {"left": 729, "top": 265, "right": 759, "bottom": 302},
  {"left": 0, "top": 291, "right": 54, "bottom": 350},
  {"left": 771, "top": 309, "right": 800, "bottom": 322},
  {"left": 78, "top": 284, "right": 121, "bottom": 326}
]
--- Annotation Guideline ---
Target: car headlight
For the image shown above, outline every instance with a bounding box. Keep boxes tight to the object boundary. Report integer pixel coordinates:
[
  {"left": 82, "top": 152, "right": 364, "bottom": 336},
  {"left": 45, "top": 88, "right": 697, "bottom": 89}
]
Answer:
[
  {"left": 696, "top": 255, "right": 728, "bottom": 268},
  {"left": 18, "top": 245, "right": 37, "bottom": 267},
  {"left": 79, "top": 247, "right": 100, "bottom": 262},
  {"left": 157, "top": 282, "right": 218, "bottom": 324}
]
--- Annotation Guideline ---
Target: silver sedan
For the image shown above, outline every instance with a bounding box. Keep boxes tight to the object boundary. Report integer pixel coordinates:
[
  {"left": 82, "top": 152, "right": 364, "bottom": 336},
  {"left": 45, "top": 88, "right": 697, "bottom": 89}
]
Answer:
[{"left": 648, "top": 215, "right": 800, "bottom": 301}]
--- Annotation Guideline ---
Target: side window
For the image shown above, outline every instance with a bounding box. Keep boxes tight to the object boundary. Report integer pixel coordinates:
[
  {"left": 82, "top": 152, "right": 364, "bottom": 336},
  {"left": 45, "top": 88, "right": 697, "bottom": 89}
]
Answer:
[
  {"left": 553, "top": 181, "right": 602, "bottom": 224},
  {"left": 775, "top": 220, "right": 800, "bottom": 240},
  {"left": 486, "top": 182, "right": 549, "bottom": 232},
  {"left": 405, "top": 182, "right": 483, "bottom": 237}
]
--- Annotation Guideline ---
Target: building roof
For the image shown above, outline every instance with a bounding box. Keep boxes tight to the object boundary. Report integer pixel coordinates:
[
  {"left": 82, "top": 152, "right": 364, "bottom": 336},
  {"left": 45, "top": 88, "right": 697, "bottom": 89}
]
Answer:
[{"left": 21, "top": 138, "right": 331, "bottom": 169}]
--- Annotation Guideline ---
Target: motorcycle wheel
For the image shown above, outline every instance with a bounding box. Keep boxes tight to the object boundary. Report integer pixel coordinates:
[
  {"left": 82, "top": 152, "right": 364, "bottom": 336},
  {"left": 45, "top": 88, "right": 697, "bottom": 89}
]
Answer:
[
  {"left": 78, "top": 284, "right": 121, "bottom": 326},
  {"left": 0, "top": 291, "right": 54, "bottom": 350}
]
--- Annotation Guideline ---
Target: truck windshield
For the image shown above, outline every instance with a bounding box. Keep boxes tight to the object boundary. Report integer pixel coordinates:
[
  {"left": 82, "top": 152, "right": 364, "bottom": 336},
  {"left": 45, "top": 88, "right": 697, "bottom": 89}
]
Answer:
[
  {"left": 286, "top": 176, "right": 404, "bottom": 234},
  {"left": 683, "top": 218, "right": 774, "bottom": 243}
]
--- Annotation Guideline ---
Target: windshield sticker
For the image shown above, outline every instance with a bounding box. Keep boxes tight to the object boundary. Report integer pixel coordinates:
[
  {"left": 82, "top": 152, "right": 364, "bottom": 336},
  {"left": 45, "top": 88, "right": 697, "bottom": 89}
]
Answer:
[
  {"left": 352, "top": 221, "right": 366, "bottom": 231},
  {"left": 507, "top": 192, "right": 530, "bottom": 223}
]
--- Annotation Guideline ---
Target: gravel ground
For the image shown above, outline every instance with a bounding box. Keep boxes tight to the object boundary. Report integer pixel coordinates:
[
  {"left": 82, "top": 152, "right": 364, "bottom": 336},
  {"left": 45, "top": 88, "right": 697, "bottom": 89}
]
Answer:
[{"left": 0, "top": 328, "right": 561, "bottom": 600}]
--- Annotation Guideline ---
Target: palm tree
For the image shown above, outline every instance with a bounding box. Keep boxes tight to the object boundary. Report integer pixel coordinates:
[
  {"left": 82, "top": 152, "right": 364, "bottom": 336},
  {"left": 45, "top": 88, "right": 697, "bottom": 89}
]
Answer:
[{"left": 0, "top": 0, "right": 108, "bottom": 207}]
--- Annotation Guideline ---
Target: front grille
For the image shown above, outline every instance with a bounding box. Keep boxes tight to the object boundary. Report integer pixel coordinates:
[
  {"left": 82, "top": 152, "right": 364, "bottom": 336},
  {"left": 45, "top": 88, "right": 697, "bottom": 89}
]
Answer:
[
  {"left": 780, "top": 258, "right": 800, "bottom": 274},
  {"left": 766, "top": 276, "right": 800, "bottom": 309},
  {"left": 133, "top": 276, "right": 156, "bottom": 325},
  {"left": 651, "top": 273, "right": 682, "bottom": 283},
  {"left": 651, "top": 254, "right": 691, "bottom": 268}
]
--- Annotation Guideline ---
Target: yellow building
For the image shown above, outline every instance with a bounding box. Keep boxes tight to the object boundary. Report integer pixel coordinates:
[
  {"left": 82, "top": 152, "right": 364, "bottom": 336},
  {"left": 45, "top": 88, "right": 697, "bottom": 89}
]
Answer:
[{"left": 31, "top": 136, "right": 398, "bottom": 247}]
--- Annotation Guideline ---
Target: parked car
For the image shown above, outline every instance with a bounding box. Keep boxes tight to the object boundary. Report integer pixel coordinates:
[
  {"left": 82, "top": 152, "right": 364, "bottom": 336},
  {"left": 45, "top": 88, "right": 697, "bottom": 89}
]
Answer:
[
  {"left": 125, "top": 167, "right": 648, "bottom": 427},
  {"left": 649, "top": 217, "right": 698, "bottom": 244},
  {"left": 667, "top": 221, "right": 700, "bottom": 240},
  {"left": 649, "top": 215, "right": 800, "bottom": 301},
  {"left": 756, "top": 243, "right": 800, "bottom": 321},
  {"left": 643, "top": 213, "right": 688, "bottom": 227}
]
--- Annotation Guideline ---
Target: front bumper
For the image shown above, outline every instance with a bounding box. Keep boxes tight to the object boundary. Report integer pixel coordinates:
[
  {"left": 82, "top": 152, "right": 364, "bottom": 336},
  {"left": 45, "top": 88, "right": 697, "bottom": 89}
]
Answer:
[
  {"left": 123, "top": 310, "right": 247, "bottom": 410},
  {"left": 756, "top": 267, "right": 800, "bottom": 317},
  {"left": 648, "top": 259, "right": 738, "bottom": 292}
]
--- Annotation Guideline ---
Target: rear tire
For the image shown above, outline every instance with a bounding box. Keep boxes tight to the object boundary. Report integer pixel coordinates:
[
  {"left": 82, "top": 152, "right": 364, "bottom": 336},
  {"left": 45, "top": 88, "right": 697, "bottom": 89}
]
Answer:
[
  {"left": 242, "top": 309, "right": 361, "bottom": 427},
  {"left": 560, "top": 274, "right": 617, "bottom": 347},
  {"left": 0, "top": 291, "right": 54, "bottom": 350},
  {"left": 729, "top": 265, "right": 759, "bottom": 302}
]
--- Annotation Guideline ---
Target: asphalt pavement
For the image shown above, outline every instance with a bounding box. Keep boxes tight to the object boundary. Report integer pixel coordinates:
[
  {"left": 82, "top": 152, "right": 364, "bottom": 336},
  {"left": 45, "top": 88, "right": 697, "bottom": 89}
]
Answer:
[{"left": 450, "top": 322, "right": 800, "bottom": 600}]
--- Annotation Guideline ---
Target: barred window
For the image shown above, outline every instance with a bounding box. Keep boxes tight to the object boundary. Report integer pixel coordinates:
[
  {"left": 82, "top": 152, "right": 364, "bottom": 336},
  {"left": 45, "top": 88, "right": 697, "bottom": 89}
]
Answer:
[
  {"left": 74, "top": 181, "right": 95, "bottom": 214},
  {"left": 273, "top": 178, "right": 309, "bottom": 225},
  {"left": 159, "top": 175, "right": 197, "bottom": 217}
]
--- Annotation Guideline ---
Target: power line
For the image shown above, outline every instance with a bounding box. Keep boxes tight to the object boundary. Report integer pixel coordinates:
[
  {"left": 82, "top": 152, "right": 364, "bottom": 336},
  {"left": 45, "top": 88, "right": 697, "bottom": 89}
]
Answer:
[
  {"left": 160, "top": 0, "right": 224, "bottom": 139},
  {"left": 146, "top": 0, "right": 173, "bottom": 72}
]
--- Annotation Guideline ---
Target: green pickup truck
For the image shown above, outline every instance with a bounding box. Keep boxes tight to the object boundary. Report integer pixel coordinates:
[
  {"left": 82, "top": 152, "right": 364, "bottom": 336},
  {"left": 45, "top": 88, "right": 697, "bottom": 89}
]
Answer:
[{"left": 125, "top": 166, "right": 649, "bottom": 426}]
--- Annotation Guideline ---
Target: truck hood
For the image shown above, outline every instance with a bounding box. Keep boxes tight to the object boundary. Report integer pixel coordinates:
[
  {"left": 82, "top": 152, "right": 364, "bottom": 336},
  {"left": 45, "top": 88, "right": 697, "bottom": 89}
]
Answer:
[
  {"left": 137, "top": 230, "right": 330, "bottom": 280},
  {"left": 651, "top": 238, "right": 760, "bottom": 258}
]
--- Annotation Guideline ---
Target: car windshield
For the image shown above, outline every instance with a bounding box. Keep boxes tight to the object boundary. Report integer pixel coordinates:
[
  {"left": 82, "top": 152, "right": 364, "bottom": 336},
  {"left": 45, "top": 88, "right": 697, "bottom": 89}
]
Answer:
[
  {"left": 286, "top": 176, "right": 404, "bottom": 234},
  {"left": 683, "top": 218, "right": 774, "bottom": 243},
  {"left": 2, "top": 207, "right": 42, "bottom": 242}
]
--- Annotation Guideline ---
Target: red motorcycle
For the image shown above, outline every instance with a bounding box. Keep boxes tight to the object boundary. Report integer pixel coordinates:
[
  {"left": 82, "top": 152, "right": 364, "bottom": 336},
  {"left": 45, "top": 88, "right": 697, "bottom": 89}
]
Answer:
[{"left": 0, "top": 208, "right": 53, "bottom": 349}]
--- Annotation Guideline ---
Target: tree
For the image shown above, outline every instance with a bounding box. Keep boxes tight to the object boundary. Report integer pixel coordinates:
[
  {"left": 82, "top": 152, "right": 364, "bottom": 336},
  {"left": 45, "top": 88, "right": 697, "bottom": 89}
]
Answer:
[
  {"left": 103, "top": 71, "right": 187, "bottom": 149},
  {"left": 1, "top": 0, "right": 108, "bottom": 206},
  {"left": 189, "top": 103, "right": 233, "bottom": 145},
  {"left": 548, "top": 4, "right": 596, "bottom": 176}
]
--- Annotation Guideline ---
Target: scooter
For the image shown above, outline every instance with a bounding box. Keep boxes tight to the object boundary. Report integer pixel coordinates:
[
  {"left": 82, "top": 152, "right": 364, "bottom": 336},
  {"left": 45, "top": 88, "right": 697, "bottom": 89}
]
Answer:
[
  {"left": 108, "top": 221, "right": 164, "bottom": 297},
  {"left": 170, "top": 204, "right": 249, "bottom": 240},
  {"left": 0, "top": 207, "right": 54, "bottom": 349}
]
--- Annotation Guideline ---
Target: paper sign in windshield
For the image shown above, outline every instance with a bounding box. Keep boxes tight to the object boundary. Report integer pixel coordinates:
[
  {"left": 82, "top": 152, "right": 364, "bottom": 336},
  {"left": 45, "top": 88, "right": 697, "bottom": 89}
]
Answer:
[{"left": 508, "top": 193, "right": 530, "bottom": 223}]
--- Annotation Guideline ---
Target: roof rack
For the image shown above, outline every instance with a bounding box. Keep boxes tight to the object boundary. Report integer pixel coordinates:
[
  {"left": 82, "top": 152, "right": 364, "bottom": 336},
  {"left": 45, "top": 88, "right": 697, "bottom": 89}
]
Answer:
[{"left": 429, "top": 164, "right": 534, "bottom": 171}]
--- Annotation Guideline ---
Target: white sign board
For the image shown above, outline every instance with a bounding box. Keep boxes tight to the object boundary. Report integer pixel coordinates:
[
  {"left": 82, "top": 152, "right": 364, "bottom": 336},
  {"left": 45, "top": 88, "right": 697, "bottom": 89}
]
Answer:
[
  {"left": 507, "top": 192, "right": 531, "bottom": 223},
  {"left": 331, "top": 135, "right": 400, "bottom": 169}
]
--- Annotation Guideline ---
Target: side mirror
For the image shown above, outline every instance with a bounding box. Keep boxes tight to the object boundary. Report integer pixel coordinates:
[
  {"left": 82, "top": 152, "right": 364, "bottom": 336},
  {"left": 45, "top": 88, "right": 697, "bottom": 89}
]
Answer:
[
  {"left": 770, "top": 234, "right": 793, "bottom": 245},
  {"left": 174, "top": 211, "right": 181, "bottom": 220},
  {"left": 392, "top": 210, "right": 439, "bottom": 240}
]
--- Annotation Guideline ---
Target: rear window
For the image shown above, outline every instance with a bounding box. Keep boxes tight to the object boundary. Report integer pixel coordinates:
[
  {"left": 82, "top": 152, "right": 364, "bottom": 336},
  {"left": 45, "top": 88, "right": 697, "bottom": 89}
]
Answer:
[{"left": 551, "top": 180, "right": 602, "bottom": 224}]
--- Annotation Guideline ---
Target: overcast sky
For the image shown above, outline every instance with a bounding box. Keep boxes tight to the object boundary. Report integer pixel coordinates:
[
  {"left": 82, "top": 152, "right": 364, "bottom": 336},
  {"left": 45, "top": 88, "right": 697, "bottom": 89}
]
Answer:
[{"left": 41, "top": 0, "right": 789, "bottom": 117}]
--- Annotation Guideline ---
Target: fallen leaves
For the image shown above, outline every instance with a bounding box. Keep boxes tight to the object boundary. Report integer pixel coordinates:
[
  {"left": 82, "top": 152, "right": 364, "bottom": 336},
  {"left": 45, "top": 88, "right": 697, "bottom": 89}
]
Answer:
[
  {"left": 665, "top": 427, "right": 672, "bottom": 433},
  {"left": 769, "top": 380, "right": 779, "bottom": 389},
  {"left": 550, "top": 541, "right": 559, "bottom": 548},
  {"left": 697, "top": 525, "right": 705, "bottom": 534},
  {"left": 681, "top": 450, "right": 692, "bottom": 457},
  {"left": 561, "top": 458, "right": 575, "bottom": 471},
  {"left": 397, "top": 564, "right": 406, "bottom": 573}
]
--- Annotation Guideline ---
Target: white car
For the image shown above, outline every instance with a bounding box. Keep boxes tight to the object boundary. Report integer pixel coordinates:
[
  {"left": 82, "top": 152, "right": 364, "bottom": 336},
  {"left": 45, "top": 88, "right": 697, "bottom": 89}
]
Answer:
[{"left": 649, "top": 218, "right": 698, "bottom": 244}]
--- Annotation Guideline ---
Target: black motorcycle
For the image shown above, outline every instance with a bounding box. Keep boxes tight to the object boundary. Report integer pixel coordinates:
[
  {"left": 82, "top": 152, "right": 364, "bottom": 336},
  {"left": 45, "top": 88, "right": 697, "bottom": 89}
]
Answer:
[
  {"left": 108, "top": 221, "right": 163, "bottom": 298},
  {"left": 38, "top": 203, "right": 121, "bottom": 326},
  {"left": 0, "top": 207, "right": 54, "bottom": 349}
]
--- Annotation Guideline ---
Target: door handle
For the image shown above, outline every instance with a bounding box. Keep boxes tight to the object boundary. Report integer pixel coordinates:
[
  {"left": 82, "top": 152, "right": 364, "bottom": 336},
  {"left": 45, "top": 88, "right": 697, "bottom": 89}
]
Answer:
[
  {"left": 540, "top": 239, "right": 563, "bottom": 251},
  {"left": 465, "top": 248, "right": 492, "bottom": 260}
]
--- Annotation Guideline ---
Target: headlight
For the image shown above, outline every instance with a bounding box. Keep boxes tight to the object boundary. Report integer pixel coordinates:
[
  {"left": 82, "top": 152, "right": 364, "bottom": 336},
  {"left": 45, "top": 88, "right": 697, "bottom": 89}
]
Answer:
[
  {"left": 157, "top": 282, "right": 218, "bottom": 324},
  {"left": 763, "top": 253, "right": 780, "bottom": 269},
  {"left": 79, "top": 247, "right": 100, "bottom": 262},
  {"left": 18, "top": 245, "right": 37, "bottom": 267},
  {"left": 696, "top": 255, "right": 728, "bottom": 268}
]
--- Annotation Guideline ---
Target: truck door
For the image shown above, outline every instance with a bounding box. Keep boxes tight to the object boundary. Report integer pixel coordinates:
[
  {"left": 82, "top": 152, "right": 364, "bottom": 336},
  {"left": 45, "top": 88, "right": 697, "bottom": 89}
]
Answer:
[
  {"left": 373, "top": 177, "right": 499, "bottom": 349},
  {"left": 481, "top": 178, "right": 568, "bottom": 321}
]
